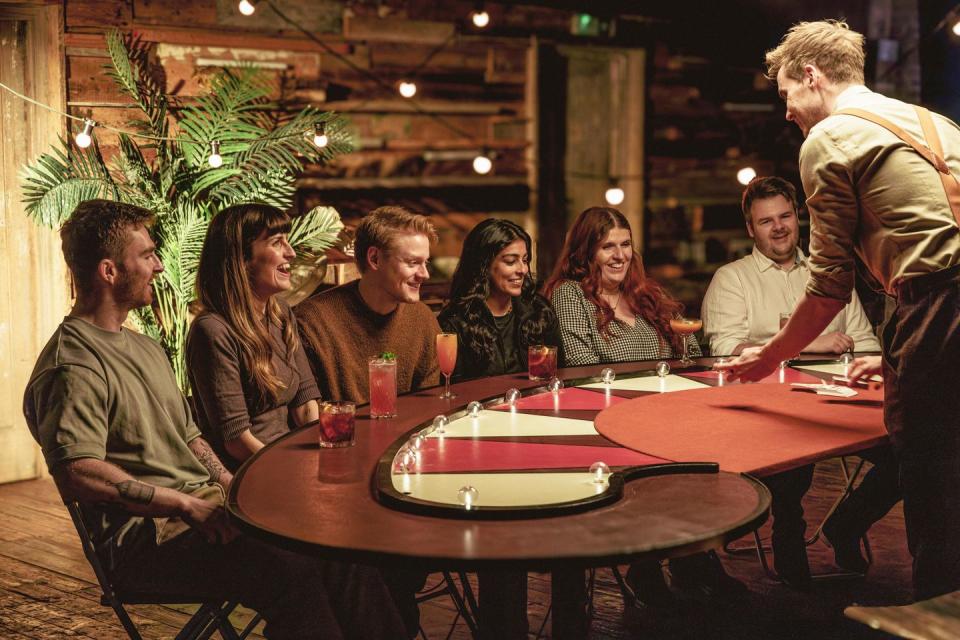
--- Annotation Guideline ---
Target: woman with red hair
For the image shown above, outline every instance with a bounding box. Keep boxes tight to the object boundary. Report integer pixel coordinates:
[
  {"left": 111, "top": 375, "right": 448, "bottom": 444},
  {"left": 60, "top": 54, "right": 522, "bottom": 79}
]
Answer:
[{"left": 543, "top": 206, "right": 700, "bottom": 365}]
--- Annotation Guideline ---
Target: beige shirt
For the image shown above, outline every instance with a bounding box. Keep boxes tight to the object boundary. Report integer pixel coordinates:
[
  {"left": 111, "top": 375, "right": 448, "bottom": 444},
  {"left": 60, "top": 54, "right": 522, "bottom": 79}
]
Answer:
[
  {"left": 800, "top": 85, "right": 960, "bottom": 300},
  {"left": 702, "top": 246, "right": 880, "bottom": 356}
]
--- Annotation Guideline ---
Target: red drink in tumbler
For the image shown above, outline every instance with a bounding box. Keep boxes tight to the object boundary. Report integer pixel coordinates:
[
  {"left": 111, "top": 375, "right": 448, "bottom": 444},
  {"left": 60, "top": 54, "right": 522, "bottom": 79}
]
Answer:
[
  {"left": 528, "top": 345, "right": 558, "bottom": 381},
  {"left": 319, "top": 401, "right": 356, "bottom": 448},
  {"left": 369, "top": 356, "right": 398, "bottom": 418}
]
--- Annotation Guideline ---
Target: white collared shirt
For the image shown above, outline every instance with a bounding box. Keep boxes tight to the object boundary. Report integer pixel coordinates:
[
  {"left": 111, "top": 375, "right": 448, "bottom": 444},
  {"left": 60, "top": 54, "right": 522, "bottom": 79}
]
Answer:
[{"left": 701, "top": 246, "right": 881, "bottom": 356}]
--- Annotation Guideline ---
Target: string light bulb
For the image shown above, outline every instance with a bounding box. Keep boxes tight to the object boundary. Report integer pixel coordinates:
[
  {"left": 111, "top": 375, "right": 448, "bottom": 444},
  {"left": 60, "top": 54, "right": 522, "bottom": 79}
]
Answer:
[
  {"left": 952, "top": 19, "right": 960, "bottom": 36},
  {"left": 74, "top": 119, "right": 95, "bottom": 149},
  {"left": 472, "top": 153, "right": 492, "bottom": 175},
  {"left": 313, "top": 122, "right": 328, "bottom": 148},
  {"left": 604, "top": 179, "right": 625, "bottom": 206},
  {"left": 208, "top": 141, "right": 223, "bottom": 168},
  {"left": 736, "top": 166, "right": 757, "bottom": 185},
  {"left": 471, "top": 9, "right": 490, "bottom": 28},
  {"left": 398, "top": 80, "right": 417, "bottom": 98},
  {"left": 238, "top": 0, "right": 256, "bottom": 16}
]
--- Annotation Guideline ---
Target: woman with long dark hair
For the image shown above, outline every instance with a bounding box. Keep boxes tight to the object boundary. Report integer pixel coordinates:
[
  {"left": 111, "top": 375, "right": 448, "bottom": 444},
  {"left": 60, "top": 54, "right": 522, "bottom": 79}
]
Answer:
[
  {"left": 438, "top": 218, "right": 560, "bottom": 381},
  {"left": 187, "top": 204, "right": 320, "bottom": 469},
  {"left": 543, "top": 206, "right": 700, "bottom": 364}
]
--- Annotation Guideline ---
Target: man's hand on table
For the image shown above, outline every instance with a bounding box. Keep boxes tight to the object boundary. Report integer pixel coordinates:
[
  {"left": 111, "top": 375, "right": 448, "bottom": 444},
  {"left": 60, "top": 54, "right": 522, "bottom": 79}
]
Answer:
[
  {"left": 845, "top": 355, "right": 883, "bottom": 390},
  {"left": 714, "top": 345, "right": 782, "bottom": 382},
  {"left": 804, "top": 331, "right": 855, "bottom": 354}
]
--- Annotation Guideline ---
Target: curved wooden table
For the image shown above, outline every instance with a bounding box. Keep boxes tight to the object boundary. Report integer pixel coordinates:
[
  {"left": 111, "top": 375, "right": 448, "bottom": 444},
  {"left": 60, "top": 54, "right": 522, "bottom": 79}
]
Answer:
[{"left": 227, "top": 359, "right": 773, "bottom": 639}]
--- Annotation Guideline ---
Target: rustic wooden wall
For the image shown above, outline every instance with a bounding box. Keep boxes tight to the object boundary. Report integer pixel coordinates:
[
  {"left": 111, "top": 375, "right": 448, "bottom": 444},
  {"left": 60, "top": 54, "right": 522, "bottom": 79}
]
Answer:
[
  {"left": 60, "top": 0, "right": 542, "bottom": 276},
  {"left": 1, "top": 2, "right": 71, "bottom": 483}
]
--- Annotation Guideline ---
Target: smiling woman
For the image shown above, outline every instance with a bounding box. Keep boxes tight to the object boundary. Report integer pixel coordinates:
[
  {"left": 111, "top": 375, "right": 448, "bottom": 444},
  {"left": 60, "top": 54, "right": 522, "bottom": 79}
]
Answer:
[
  {"left": 186, "top": 204, "right": 322, "bottom": 469},
  {"left": 543, "top": 206, "right": 700, "bottom": 366},
  {"left": 438, "top": 218, "right": 561, "bottom": 381}
]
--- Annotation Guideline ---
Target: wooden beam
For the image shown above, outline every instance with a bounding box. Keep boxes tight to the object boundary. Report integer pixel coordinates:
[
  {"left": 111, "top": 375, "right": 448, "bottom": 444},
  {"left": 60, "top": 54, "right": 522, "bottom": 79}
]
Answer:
[
  {"left": 343, "top": 15, "right": 455, "bottom": 45},
  {"left": 296, "top": 175, "right": 527, "bottom": 189},
  {"left": 64, "top": 27, "right": 353, "bottom": 55}
]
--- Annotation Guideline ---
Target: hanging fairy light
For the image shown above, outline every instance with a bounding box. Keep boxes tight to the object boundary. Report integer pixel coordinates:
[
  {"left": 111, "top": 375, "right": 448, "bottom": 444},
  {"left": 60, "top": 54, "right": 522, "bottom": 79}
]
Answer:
[
  {"left": 238, "top": 0, "right": 256, "bottom": 16},
  {"left": 952, "top": 18, "right": 960, "bottom": 36},
  {"left": 74, "top": 119, "right": 95, "bottom": 149},
  {"left": 472, "top": 153, "right": 493, "bottom": 175},
  {"left": 313, "top": 122, "right": 329, "bottom": 148},
  {"left": 471, "top": 6, "right": 490, "bottom": 28},
  {"left": 737, "top": 166, "right": 757, "bottom": 185},
  {"left": 604, "top": 179, "right": 625, "bottom": 206},
  {"left": 398, "top": 80, "right": 418, "bottom": 98},
  {"left": 208, "top": 141, "right": 223, "bottom": 168}
]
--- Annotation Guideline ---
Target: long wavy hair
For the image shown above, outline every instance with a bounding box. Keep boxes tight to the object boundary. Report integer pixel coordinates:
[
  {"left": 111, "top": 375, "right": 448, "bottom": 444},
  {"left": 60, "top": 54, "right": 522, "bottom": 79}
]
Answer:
[
  {"left": 542, "top": 206, "right": 685, "bottom": 354},
  {"left": 196, "top": 204, "right": 298, "bottom": 403},
  {"left": 444, "top": 219, "right": 555, "bottom": 368}
]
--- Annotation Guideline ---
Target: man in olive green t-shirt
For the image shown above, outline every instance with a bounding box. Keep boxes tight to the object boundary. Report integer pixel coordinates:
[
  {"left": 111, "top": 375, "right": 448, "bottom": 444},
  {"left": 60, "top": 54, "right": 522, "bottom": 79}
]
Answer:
[{"left": 23, "top": 200, "right": 404, "bottom": 640}]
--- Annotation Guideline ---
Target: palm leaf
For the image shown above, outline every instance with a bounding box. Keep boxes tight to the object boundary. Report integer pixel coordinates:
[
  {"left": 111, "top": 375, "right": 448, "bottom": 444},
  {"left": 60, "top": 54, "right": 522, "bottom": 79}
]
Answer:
[
  {"left": 156, "top": 203, "right": 210, "bottom": 301},
  {"left": 20, "top": 137, "right": 118, "bottom": 227},
  {"left": 288, "top": 205, "right": 344, "bottom": 257},
  {"left": 104, "top": 30, "right": 169, "bottom": 140}
]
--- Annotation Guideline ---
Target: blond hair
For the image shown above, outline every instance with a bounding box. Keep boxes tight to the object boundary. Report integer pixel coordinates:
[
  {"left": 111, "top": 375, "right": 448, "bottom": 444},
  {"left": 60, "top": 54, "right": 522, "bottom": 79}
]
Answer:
[
  {"left": 765, "top": 20, "right": 865, "bottom": 84},
  {"left": 354, "top": 206, "right": 438, "bottom": 272}
]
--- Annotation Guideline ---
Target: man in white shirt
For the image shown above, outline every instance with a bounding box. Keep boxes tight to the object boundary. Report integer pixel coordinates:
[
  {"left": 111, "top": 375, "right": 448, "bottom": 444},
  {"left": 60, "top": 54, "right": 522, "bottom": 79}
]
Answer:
[
  {"left": 702, "top": 176, "right": 880, "bottom": 357},
  {"left": 702, "top": 176, "right": 897, "bottom": 587}
]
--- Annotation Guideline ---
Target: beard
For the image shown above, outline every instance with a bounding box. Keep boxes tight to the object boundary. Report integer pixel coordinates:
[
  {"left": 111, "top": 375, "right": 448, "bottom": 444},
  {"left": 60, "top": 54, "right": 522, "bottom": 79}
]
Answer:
[{"left": 115, "top": 266, "right": 154, "bottom": 309}]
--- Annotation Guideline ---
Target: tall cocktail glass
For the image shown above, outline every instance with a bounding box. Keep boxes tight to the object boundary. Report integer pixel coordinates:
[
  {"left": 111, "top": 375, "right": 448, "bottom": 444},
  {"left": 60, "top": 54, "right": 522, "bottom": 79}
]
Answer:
[
  {"left": 369, "top": 356, "right": 398, "bottom": 418},
  {"left": 436, "top": 333, "right": 458, "bottom": 399},
  {"left": 669, "top": 317, "right": 702, "bottom": 367}
]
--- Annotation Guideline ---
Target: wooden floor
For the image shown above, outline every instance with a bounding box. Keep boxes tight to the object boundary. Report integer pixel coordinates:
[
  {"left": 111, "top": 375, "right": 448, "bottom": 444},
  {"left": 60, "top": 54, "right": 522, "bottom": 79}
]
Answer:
[{"left": 0, "top": 460, "right": 912, "bottom": 639}]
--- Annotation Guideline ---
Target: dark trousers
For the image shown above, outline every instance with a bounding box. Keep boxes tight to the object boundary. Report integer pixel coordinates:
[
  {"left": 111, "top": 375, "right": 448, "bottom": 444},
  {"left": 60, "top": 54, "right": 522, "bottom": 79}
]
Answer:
[
  {"left": 762, "top": 447, "right": 900, "bottom": 574},
  {"left": 884, "top": 269, "right": 960, "bottom": 600},
  {"left": 762, "top": 466, "right": 815, "bottom": 576},
  {"left": 827, "top": 445, "right": 901, "bottom": 538},
  {"left": 112, "top": 528, "right": 406, "bottom": 640}
]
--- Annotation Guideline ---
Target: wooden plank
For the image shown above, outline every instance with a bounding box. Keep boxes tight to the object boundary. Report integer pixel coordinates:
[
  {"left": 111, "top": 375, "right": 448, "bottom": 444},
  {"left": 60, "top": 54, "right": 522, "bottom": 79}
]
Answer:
[{"left": 343, "top": 15, "right": 455, "bottom": 45}]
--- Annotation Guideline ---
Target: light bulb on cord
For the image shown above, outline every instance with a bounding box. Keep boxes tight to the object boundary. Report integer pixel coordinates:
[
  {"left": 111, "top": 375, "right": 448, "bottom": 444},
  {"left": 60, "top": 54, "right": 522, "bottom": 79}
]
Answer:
[
  {"left": 471, "top": 10, "right": 490, "bottom": 28},
  {"left": 74, "top": 120, "right": 95, "bottom": 149},
  {"left": 604, "top": 180, "right": 625, "bottom": 206},
  {"left": 313, "top": 122, "right": 328, "bottom": 148},
  {"left": 472, "top": 153, "right": 492, "bottom": 175},
  {"left": 238, "top": 0, "right": 256, "bottom": 16},
  {"left": 737, "top": 166, "right": 757, "bottom": 185},
  {"left": 952, "top": 19, "right": 960, "bottom": 37},
  {"left": 398, "top": 80, "right": 417, "bottom": 98},
  {"left": 208, "top": 141, "right": 223, "bottom": 168}
]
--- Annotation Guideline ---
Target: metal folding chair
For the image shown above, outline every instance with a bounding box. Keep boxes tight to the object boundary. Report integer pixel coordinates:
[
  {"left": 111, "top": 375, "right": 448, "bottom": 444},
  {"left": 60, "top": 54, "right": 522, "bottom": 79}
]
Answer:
[
  {"left": 67, "top": 502, "right": 261, "bottom": 640},
  {"left": 415, "top": 571, "right": 479, "bottom": 638}
]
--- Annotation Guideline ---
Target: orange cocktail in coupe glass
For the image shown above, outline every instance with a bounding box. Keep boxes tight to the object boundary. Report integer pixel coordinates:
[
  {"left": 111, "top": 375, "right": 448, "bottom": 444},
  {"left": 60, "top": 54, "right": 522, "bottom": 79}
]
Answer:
[
  {"left": 436, "top": 333, "right": 458, "bottom": 399},
  {"left": 669, "top": 317, "right": 702, "bottom": 367},
  {"left": 369, "top": 354, "right": 398, "bottom": 418}
]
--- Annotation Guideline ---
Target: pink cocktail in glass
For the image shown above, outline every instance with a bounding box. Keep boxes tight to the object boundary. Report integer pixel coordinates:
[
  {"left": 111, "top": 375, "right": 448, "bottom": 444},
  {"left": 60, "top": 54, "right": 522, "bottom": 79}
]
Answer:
[
  {"left": 369, "top": 357, "right": 398, "bottom": 418},
  {"left": 436, "top": 333, "right": 457, "bottom": 399},
  {"left": 669, "top": 317, "right": 702, "bottom": 367}
]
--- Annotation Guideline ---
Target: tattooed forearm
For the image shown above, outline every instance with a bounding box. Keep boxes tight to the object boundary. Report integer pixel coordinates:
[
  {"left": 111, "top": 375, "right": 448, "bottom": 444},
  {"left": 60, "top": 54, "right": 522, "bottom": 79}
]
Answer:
[
  {"left": 109, "top": 479, "right": 155, "bottom": 505},
  {"left": 189, "top": 437, "right": 228, "bottom": 485}
]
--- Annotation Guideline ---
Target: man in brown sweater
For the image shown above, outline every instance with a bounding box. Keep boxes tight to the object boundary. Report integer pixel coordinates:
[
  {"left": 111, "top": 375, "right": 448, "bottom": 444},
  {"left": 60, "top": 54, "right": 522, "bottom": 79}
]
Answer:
[
  {"left": 295, "top": 206, "right": 442, "bottom": 402},
  {"left": 295, "top": 206, "right": 441, "bottom": 636}
]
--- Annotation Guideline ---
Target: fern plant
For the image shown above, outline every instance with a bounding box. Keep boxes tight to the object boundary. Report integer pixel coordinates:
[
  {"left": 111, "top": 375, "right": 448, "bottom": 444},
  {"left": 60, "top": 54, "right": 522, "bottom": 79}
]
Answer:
[{"left": 20, "top": 30, "right": 348, "bottom": 391}]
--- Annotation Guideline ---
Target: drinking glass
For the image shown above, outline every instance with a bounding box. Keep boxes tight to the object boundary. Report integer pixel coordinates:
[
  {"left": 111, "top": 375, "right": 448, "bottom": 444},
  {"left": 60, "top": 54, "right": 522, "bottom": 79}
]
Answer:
[
  {"left": 779, "top": 312, "right": 791, "bottom": 330},
  {"left": 318, "top": 401, "right": 356, "bottom": 448},
  {"left": 436, "top": 333, "right": 458, "bottom": 399},
  {"left": 669, "top": 317, "right": 702, "bottom": 367},
  {"left": 369, "top": 357, "right": 398, "bottom": 418},
  {"left": 528, "top": 345, "right": 558, "bottom": 381}
]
